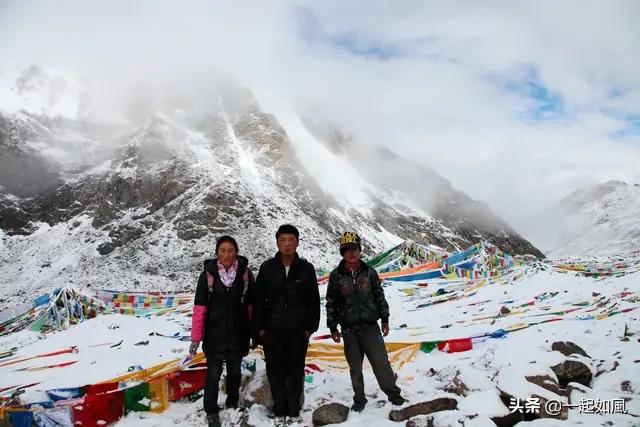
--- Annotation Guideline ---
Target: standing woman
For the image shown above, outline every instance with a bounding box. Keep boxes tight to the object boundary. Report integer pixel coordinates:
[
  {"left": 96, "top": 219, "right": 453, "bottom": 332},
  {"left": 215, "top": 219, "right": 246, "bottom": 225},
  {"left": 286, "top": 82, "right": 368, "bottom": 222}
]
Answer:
[{"left": 189, "top": 236, "right": 255, "bottom": 427}]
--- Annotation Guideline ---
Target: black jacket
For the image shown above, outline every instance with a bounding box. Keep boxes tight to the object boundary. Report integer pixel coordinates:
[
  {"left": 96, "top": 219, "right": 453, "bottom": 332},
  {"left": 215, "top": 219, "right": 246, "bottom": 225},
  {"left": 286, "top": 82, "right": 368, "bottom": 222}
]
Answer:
[
  {"left": 253, "top": 252, "right": 320, "bottom": 334},
  {"left": 326, "top": 259, "right": 390, "bottom": 333},
  {"left": 194, "top": 256, "right": 255, "bottom": 357}
]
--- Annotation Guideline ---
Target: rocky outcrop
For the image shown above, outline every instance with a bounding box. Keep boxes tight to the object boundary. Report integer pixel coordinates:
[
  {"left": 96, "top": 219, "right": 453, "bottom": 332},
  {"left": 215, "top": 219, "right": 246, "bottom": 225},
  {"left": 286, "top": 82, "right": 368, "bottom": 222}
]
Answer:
[
  {"left": 551, "top": 341, "right": 590, "bottom": 358},
  {"left": 312, "top": 403, "right": 349, "bottom": 426},
  {"left": 389, "top": 398, "right": 458, "bottom": 422},
  {"left": 551, "top": 360, "right": 592, "bottom": 388}
]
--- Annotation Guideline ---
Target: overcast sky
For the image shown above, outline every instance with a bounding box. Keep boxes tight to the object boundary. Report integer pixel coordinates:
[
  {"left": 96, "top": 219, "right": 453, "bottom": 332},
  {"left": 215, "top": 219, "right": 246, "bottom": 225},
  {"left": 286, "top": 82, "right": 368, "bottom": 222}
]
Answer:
[{"left": 1, "top": 0, "right": 639, "bottom": 230}]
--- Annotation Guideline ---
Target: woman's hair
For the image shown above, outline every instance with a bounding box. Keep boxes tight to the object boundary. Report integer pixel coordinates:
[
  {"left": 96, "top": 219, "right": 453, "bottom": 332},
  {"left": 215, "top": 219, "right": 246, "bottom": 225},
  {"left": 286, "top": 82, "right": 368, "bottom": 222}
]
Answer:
[{"left": 216, "top": 235, "right": 239, "bottom": 254}]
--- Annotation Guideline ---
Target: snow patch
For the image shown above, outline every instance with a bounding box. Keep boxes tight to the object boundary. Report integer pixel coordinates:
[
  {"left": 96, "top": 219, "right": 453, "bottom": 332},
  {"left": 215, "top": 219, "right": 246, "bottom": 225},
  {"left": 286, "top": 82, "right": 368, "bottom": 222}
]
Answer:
[{"left": 253, "top": 91, "right": 374, "bottom": 211}]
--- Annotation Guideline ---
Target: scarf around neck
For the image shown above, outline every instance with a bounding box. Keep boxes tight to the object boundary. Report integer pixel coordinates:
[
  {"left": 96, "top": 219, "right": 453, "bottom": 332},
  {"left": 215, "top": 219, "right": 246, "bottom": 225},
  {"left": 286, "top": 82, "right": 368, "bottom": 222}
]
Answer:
[{"left": 217, "top": 259, "right": 238, "bottom": 288}]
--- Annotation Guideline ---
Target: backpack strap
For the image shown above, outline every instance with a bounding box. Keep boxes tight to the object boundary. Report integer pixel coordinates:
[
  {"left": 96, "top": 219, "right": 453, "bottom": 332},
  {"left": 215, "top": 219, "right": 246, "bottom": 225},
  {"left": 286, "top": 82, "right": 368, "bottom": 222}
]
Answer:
[
  {"left": 206, "top": 271, "right": 215, "bottom": 306},
  {"left": 207, "top": 269, "right": 250, "bottom": 303},
  {"left": 241, "top": 269, "right": 249, "bottom": 304},
  {"left": 206, "top": 271, "right": 215, "bottom": 288}
]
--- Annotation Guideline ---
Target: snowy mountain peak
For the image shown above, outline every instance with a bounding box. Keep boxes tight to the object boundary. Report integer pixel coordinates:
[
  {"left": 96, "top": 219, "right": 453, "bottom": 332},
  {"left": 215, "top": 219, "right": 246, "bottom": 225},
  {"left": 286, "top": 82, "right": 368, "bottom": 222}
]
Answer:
[
  {"left": 526, "top": 180, "right": 640, "bottom": 257},
  {"left": 1, "top": 82, "right": 542, "bottom": 302},
  {"left": 564, "top": 180, "right": 631, "bottom": 208}
]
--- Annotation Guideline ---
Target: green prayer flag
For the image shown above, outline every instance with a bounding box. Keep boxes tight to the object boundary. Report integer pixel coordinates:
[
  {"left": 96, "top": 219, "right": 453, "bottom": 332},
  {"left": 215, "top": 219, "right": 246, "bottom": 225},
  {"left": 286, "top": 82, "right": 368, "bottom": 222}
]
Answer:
[{"left": 124, "top": 382, "right": 151, "bottom": 413}]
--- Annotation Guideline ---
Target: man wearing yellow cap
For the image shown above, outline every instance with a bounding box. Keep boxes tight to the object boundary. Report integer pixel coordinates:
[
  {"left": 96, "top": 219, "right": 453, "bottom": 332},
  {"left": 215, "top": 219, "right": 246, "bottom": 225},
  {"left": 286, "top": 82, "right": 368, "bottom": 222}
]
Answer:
[{"left": 325, "top": 232, "right": 406, "bottom": 413}]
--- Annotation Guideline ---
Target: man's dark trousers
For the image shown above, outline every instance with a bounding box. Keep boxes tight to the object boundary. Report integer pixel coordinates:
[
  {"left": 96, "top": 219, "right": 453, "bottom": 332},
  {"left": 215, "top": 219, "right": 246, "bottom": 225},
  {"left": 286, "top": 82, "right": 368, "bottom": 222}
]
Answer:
[
  {"left": 343, "top": 324, "right": 401, "bottom": 406},
  {"left": 263, "top": 328, "right": 309, "bottom": 416}
]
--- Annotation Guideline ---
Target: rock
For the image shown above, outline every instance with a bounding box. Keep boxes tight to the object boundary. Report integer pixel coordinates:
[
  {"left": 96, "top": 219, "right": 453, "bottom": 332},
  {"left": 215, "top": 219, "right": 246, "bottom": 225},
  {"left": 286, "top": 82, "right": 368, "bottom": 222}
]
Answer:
[
  {"left": 500, "top": 306, "right": 511, "bottom": 315},
  {"left": 442, "top": 371, "right": 469, "bottom": 397},
  {"left": 243, "top": 369, "right": 272, "bottom": 410},
  {"left": 551, "top": 360, "right": 592, "bottom": 388},
  {"left": 525, "top": 375, "right": 562, "bottom": 396},
  {"left": 406, "top": 418, "right": 434, "bottom": 427},
  {"left": 311, "top": 403, "right": 349, "bottom": 426},
  {"left": 175, "top": 221, "right": 209, "bottom": 240},
  {"left": 567, "top": 382, "right": 591, "bottom": 402},
  {"left": 97, "top": 241, "right": 116, "bottom": 255},
  {"left": 108, "top": 224, "right": 145, "bottom": 246},
  {"left": 551, "top": 341, "right": 589, "bottom": 358},
  {"left": 389, "top": 398, "right": 458, "bottom": 422},
  {"left": 406, "top": 412, "right": 496, "bottom": 427},
  {"left": 131, "top": 211, "right": 149, "bottom": 220},
  {"left": 535, "top": 394, "right": 569, "bottom": 420},
  {"left": 143, "top": 265, "right": 159, "bottom": 275},
  {"left": 493, "top": 390, "right": 535, "bottom": 426},
  {"left": 0, "top": 201, "right": 30, "bottom": 234},
  {"left": 620, "top": 380, "right": 633, "bottom": 393},
  {"left": 498, "top": 387, "right": 568, "bottom": 421},
  {"left": 250, "top": 379, "right": 272, "bottom": 409},
  {"left": 491, "top": 412, "right": 526, "bottom": 427}
]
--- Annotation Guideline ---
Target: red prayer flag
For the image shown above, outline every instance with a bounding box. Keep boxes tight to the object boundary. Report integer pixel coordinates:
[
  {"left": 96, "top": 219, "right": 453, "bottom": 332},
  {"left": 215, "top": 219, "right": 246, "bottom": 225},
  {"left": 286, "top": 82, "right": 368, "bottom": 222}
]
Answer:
[{"left": 167, "top": 368, "right": 206, "bottom": 401}]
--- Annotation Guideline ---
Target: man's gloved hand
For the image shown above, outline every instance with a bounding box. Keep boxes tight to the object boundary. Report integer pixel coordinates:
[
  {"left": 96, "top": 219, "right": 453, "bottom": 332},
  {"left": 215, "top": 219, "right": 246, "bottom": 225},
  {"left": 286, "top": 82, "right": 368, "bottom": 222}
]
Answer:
[
  {"left": 381, "top": 322, "right": 390, "bottom": 337},
  {"left": 331, "top": 330, "right": 341, "bottom": 343},
  {"left": 189, "top": 341, "right": 200, "bottom": 355}
]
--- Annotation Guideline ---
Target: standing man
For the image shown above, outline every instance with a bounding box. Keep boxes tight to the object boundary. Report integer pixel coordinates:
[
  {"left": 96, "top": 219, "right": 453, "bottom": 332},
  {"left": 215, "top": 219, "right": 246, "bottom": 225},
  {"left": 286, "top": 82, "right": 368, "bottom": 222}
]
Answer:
[
  {"left": 254, "top": 224, "right": 321, "bottom": 426},
  {"left": 326, "top": 232, "right": 407, "bottom": 413}
]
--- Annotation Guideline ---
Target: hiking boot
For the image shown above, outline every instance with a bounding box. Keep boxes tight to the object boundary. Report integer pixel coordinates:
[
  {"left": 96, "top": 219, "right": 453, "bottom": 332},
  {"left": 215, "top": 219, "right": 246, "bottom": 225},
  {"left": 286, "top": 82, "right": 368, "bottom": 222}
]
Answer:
[
  {"left": 286, "top": 415, "right": 303, "bottom": 425},
  {"left": 207, "top": 413, "right": 221, "bottom": 427},
  {"left": 273, "top": 416, "right": 287, "bottom": 427},
  {"left": 289, "top": 415, "right": 304, "bottom": 424},
  {"left": 390, "top": 395, "right": 407, "bottom": 406},
  {"left": 351, "top": 401, "right": 366, "bottom": 412}
]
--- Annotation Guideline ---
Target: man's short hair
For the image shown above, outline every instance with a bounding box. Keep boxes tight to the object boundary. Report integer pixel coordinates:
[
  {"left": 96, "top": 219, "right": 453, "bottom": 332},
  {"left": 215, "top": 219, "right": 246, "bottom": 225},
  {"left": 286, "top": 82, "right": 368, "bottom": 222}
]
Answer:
[{"left": 276, "top": 224, "right": 299, "bottom": 240}]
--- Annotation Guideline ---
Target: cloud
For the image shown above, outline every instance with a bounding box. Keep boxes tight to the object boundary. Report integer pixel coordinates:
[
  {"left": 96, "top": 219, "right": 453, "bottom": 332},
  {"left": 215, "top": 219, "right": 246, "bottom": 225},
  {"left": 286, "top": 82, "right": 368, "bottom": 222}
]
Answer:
[{"left": 1, "top": 0, "right": 639, "bottom": 238}]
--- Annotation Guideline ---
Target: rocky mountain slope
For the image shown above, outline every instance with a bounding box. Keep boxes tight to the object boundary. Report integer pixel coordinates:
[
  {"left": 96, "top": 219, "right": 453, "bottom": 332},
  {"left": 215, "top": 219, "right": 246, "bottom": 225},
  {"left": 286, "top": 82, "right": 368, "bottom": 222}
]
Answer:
[{"left": 0, "top": 66, "right": 543, "bottom": 309}]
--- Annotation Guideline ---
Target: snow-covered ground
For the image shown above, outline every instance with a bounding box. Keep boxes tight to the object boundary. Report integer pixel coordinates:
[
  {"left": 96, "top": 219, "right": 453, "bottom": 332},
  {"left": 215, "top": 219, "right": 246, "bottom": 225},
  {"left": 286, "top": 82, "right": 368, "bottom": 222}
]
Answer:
[{"left": 2, "top": 261, "right": 638, "bottom": 426}]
